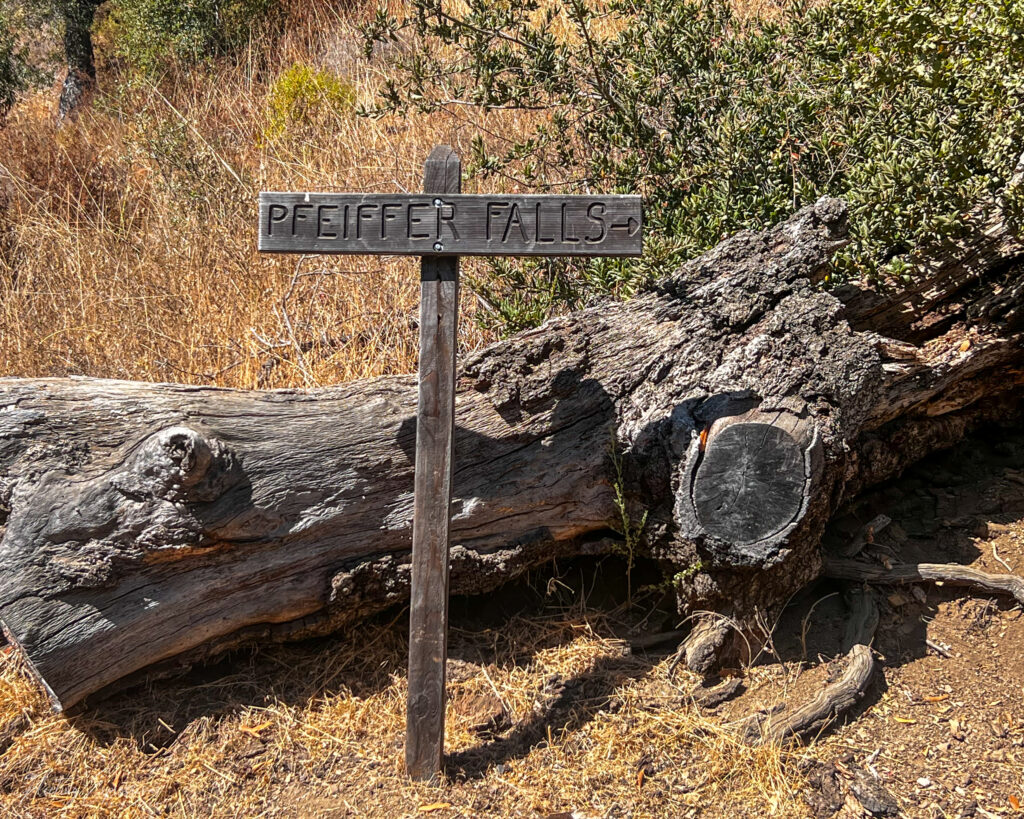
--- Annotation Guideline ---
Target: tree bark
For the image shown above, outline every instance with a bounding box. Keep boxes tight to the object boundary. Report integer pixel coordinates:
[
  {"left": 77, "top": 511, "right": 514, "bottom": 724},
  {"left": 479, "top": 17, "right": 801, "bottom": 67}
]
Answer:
[
  {"left": 1, "top": 196, "right": 1022, "bottom": 711},
  {"left": 56, "top": 0, "right": 102, "bottom": 124}
]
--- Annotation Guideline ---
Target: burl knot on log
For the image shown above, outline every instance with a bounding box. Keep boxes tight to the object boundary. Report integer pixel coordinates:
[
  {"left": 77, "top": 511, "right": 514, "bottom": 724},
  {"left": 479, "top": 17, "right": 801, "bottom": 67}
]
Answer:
[{"left": 2, "top": 194, "right": 1022, "bottom": 711}]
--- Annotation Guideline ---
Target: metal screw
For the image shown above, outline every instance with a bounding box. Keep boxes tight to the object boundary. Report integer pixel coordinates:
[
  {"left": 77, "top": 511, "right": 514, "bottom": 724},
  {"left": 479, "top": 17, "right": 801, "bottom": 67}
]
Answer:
[
  {"left": 433, "top": 242, "right": 443, "bottom": 251},
  {"left": 433, "top": 198, "right": 443, "bottom": 207}
]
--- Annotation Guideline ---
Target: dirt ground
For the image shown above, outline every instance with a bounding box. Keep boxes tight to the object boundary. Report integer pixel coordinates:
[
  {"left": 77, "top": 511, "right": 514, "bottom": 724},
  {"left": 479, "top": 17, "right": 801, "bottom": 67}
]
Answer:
[
  {"left": 0, "top": 426, "right": 1022, "bottom": 818},
  {"left": 794, "top": 427, "right": 1024, "bottom": 819}
]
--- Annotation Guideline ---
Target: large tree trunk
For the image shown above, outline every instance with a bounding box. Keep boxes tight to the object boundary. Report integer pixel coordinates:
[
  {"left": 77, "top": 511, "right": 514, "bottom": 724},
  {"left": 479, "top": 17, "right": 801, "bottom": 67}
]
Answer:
[{"left": 1, "top": 196, "right": 1022, "bottom": 711}]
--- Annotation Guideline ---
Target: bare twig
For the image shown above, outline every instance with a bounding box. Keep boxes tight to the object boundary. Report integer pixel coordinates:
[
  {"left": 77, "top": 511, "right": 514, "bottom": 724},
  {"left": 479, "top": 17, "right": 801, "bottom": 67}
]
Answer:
[
  {"left": 271, "top": 260, "right": 387, "bottom": 386},
  {"left": 277, "top": 256, "right": 317, "bottom": 386},
  {"left": 925, "top": 639, "right": 953, "bottom": 658},
  {"left": 800, "top": 592, "right": 840, "bottom": 664},
  {"left": 155, "top": 358, "right": 243, "bottom": 382},
  {"left": 992, "top": 541, "right": 1014, "bottom": 573}
]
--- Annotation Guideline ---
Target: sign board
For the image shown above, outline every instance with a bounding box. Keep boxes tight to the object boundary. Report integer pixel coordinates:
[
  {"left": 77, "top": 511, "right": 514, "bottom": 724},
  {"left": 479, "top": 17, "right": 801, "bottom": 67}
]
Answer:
[
  {"left": 258, "top": 146, "right": 643, "bottom": 784},
  {"left": 258, "top": 193, "right": 643, "bottom": 257}
]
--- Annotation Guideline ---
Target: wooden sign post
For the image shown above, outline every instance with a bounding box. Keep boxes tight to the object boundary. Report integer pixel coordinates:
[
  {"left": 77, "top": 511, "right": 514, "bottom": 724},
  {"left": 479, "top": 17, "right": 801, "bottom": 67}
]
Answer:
[
  {"left": 258, "top": 145, "right": 642, "bottom": 783},
  {"left": 406, "top": 146, "right": 461, "bottom": 782}
]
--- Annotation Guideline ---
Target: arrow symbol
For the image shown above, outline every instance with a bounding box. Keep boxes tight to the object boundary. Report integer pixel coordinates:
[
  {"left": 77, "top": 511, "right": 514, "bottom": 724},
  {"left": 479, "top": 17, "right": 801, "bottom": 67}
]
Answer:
[{"left": 610, "top": 216, "right": 641, "bottom": 237}]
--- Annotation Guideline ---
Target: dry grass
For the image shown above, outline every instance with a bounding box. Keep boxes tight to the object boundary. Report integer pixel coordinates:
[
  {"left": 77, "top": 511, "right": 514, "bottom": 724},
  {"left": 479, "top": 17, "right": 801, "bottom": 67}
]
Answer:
[
  {"left": 0, "top": 2, "right": 545, "bottom": 388},
  {"left": 0, "top": 582, "right": 811, "bottom": 818},
  {"left": 0, "top": 0, "right": 789, "bottom": 388}
]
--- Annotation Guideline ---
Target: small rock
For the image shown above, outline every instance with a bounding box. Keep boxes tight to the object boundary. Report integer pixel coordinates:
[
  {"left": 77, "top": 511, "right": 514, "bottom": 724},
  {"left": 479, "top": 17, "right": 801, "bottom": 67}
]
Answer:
[
  {"left": 918, "top": 777, "right": 932, "bottom": 788},
  {"left": 847, "top": 763, "right": 900, "bottom": 816}
]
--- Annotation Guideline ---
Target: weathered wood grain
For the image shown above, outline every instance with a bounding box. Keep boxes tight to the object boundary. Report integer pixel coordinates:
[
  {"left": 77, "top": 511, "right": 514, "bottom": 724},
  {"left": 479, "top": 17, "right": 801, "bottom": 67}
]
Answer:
[
  {"left": 0, "top": 197, "right": 1021, "bottom": 710},
  {"left": 692, "top": 423, "right": 806, "bottom": 543},
  {"left": 406, "top": 145, "right": 460, "bottom": 782},
  {"left": 748, "top": 586, "right": 879, "bottom": 745}
]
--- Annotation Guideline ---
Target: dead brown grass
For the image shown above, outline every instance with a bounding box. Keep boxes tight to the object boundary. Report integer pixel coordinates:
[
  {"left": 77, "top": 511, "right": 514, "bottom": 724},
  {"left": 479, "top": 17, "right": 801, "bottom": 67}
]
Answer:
[
  {"left": 0, "top": 2, "right": 545, "bottom": 388},
  {"left": 0, "top": 0, "right": 790, "bottom": 388},
  {"left": 0, "top": 594, "right": 810, "bottom": 819}
]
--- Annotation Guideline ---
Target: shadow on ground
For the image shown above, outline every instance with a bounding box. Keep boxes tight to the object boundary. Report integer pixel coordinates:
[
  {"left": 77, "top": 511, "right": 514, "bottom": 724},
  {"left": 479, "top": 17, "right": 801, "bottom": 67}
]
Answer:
[{"left": 67, "top": 553, "right": 675, "bottom": 765}]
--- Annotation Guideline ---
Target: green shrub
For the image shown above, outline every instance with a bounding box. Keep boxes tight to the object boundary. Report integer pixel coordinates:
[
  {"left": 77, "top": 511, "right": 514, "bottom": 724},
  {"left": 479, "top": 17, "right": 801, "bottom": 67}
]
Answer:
[
  {"left": 108, "top": 0, "right": 279, "bottom": 72},
  {"left": 363, "top": 0, "right": 1024, "bottom": 334},
  {"left": 0, "top": 20, "right": 18, "bottom": 114},
  {"left": 266, "top": 62, "right": 355, "bottom": 139}
]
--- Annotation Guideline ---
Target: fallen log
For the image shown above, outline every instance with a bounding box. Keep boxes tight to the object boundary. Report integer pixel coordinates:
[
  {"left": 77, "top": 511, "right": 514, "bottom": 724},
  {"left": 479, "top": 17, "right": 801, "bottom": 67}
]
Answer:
[{"left": 1, "top": 194, "right": 1022, "bottom": 711}]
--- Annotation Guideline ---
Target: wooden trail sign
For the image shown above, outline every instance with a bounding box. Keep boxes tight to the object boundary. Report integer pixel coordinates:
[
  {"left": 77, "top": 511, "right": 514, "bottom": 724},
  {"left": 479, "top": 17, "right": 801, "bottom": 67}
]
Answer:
[
  {"left": 258, "top": 146, "right": 643, "bottom": 783},
  {"left": 258, "top": 193, "right": 642, "bottom": 257}
]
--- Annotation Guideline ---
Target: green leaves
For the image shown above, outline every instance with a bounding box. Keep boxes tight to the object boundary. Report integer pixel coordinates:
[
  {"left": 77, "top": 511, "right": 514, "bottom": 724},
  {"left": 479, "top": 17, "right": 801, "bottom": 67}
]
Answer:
[
  {"left": 0, "top": 14, "right": 22, "bottom": 114},
  {"left": 108, "top": 0, "right": 279, "bottom": 72},
  {"left": 367, "top": 0, "right": 1024, "bottom": 332},
  {"left": 265, "top": 63, "right": 355, "bottom": 141}
]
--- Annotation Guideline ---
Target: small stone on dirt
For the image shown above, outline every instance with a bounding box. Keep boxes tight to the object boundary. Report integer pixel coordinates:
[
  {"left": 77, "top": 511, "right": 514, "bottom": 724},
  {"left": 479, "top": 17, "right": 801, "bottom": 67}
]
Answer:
[{"left": 847, "top": 763, "right": 901, "bottom": 816}]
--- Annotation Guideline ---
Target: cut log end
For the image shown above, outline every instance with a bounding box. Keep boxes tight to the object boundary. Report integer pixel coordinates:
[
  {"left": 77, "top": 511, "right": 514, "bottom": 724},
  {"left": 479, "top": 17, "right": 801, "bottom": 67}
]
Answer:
[
  {"left": 692, "top": 422, "right": 806, "bottom": 544},
  {"left": 674, "top": 407, "right": 821, "bottom": 569}
]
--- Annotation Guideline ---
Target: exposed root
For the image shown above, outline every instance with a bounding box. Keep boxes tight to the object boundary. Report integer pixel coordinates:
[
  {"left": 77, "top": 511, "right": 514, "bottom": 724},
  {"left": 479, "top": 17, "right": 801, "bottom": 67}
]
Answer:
[
  {"left": 841, "top": 586, "right": 880, "bottom": 653},
  {"left": 823, "top": 558, "right": 1024, "bottom": 605},
  {"left": 670, "top": 613, "right": 750, "bottom": 678},
  {"left": 746, "top": 587, "right": 879, "bottom": 746},
  {"left": 688, "top": 676, "right": 745, "bottom": 709},
  {"left": 754, "top": 643, "right": 876, "bottom": 746}
]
